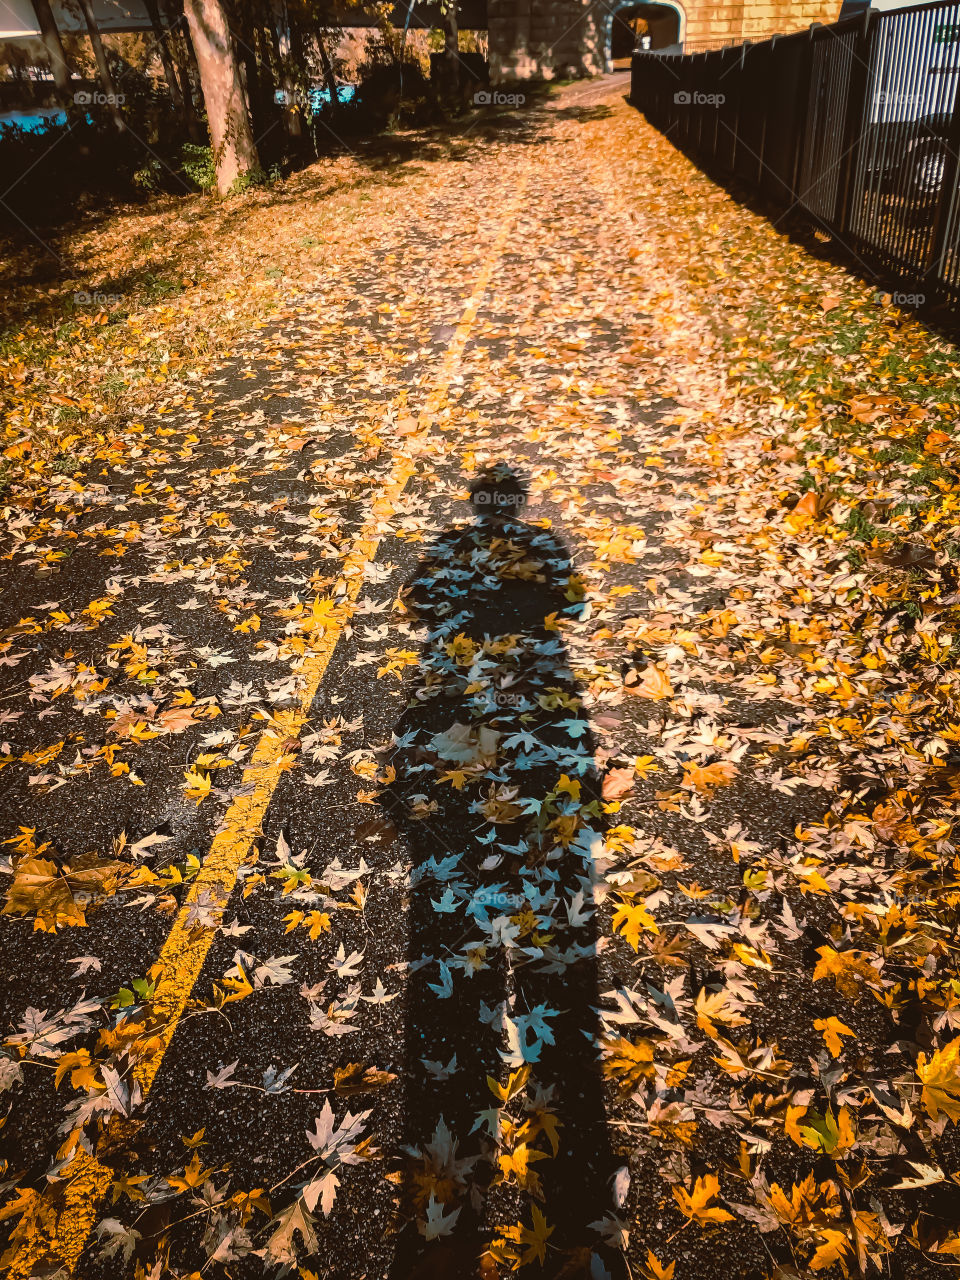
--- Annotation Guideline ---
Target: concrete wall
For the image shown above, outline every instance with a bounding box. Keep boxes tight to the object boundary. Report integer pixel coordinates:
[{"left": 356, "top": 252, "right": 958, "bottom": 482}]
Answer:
[{"left": 488, "top": 0, "right": 606, "bottom": 81}]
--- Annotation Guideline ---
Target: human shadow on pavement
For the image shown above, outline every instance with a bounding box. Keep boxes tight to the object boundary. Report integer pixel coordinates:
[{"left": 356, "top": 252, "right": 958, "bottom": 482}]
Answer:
[{"left": 382, "top": 467, "right": 621, "bottom": 1280}]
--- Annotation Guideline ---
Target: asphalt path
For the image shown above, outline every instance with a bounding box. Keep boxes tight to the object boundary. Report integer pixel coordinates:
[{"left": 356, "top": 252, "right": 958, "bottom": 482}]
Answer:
[{"left": 1, "top": 78, "right": 846, "bottom": 1280}]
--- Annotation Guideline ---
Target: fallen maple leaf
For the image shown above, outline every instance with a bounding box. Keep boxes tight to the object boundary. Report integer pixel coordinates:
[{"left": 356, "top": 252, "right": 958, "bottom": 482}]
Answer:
[
  {"left": 602, "top": 1035, "right": 656, "bottom": 1095},
  {"left": 624, "top": 664, "right": 673, "bottom": 700},
  {"left": 3, "top": 853, "right": 129, "bottom": 931},
  {"left": 671, "top": 1173, "right": 734, "bottom": 1225},
  {"left": 925, "top": 429, "right": 952, "bottom": 454},
  {"left": 602, "top": 766, "right": 635, "bottom": 801},
  {"left": 681, "top": 760, "right": 737, "bottom": 795},
  {"left": 612, "top": 901, "right": 659, "bottom": 949},
  {"left": 917, "top": 1037, "right": 960, "bottom": 1122},
  {"left": 641, "top": 1250, "right": 676, "bottom": 1280},
  {"left": 333, "top": 1063, "right": 397, "bottom": 1096},
  {"left": 784, "top": 490, "right": 819, "bottom": 533},
  {"left": 814, "top": 1015, "right": 855, "bottom": 1058}
]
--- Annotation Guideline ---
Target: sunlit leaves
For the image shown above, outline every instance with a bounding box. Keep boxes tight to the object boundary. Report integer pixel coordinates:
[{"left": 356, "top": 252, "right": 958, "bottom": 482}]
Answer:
[
  {"left": 916, "top": 1037, "right": 960, "bottom": 1122},
  {"left": 2, "top": 852, "right": 129, "bottom": 932},
  {"left": 612, "top": 901, "right": 659, "bottom": 950},
  {"left": 814, "top": 1016, "right": 856, "bottom": 1058},
  {"left": 671, "top": 1174, "right": 734, "bottom": 1226}
]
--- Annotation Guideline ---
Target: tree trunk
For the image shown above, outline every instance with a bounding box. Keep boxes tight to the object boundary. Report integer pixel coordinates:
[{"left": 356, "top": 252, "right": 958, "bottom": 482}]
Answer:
[
  {"left": 271, "top": 0, "right": 303, "bottom": 140},
  {"left": 183, "top": 0, "right": 260, "bottom": 195},
  {"left": 143, "top": 0, "right": 184, "bottom": 109},
  {"left": 75, "top": 0, "right": 124, "bottom": 128},
  {"left": 30, "top": 0, "right": 72, "bottom": 103},
  {"left": 314, "top": 28, "right": 339, "bottom": 123},
  {"left": 443, "top": 2, "right": 460, "bottom": 102},
  {"left": 162, "top": 0, "right": 206, "bottom": 141}
]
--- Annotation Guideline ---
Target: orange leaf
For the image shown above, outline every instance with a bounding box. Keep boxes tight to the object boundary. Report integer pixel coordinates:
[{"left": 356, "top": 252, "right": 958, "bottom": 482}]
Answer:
[{"left": 624, "top": 664, "right": 673, "bottom": 700}]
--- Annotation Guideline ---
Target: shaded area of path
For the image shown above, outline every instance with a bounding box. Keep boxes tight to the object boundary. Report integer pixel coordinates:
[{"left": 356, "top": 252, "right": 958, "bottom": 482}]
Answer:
[{"left": 384, "top": 470, "right": 617, "bottom": 1278}]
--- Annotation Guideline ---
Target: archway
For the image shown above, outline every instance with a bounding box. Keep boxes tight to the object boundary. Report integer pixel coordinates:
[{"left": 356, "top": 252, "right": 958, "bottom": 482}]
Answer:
[{"left": 606, "top": 0, "right": 685, "bottom": 67}]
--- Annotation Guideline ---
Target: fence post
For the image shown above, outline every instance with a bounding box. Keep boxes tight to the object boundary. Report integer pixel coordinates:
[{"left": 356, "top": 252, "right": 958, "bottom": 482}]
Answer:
[
  {"left": 789, "top": 25, "right": 820, "bottom": 208},
  {"left": 757, "top": 38, "right": 773, "bottom": 192},
  {"left": 835, "top": 9, "right": 874, "bottom": 240},
  {"left": 730, "top": 41, "right": 748, "bottom": 174},
  {"left": 923, "top": 89, "right": 960, "bottom": 307}
]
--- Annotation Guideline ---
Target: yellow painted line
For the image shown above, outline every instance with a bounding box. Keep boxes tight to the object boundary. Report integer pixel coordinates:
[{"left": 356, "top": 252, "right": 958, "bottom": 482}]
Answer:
[{"left": 7, "top": 169, "right": 529, "bottom": 1280}]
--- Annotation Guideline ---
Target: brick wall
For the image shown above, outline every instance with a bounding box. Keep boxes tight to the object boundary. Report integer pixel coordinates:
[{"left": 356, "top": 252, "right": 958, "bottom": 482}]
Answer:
[{"left": 487, "top": 0, "right": 842, "bottom": 83}]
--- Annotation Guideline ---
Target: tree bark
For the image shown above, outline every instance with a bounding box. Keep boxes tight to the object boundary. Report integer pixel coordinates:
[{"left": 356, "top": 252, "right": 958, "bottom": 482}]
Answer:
[
  {"left": 162, "top": 0, "right": 206, "bottom": 141},
  {"left": 29, "top": 0, "right": 72, "bottom": 103},
  {"left": 314, "top": 27, "right": 339, "bottom": 124},
  {"left": 143, "top": 0, "right": 185, "bottom": 109},
  {"left": 75, "top": 0, "right": 124, "bottom": 128},
  {"left": 443, "top": 1, "right": 460, "bottom": 101},
  {"left": 183, "top": 0, "right": 260, "bottom": 195},
  {"left": 271, "top": 0, "right": 303, "bottom": 140}
]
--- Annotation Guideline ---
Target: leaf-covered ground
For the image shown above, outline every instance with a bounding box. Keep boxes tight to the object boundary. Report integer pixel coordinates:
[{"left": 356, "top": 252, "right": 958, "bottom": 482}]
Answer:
[{"left": 4, "top": 76, "right": 960, "bottom": 1280}]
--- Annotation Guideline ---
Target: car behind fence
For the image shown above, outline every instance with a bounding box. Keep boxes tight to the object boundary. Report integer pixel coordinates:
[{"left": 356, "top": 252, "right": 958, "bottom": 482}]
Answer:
[{"left": 631, "top": 0, "right": 960, "bottom": 315}]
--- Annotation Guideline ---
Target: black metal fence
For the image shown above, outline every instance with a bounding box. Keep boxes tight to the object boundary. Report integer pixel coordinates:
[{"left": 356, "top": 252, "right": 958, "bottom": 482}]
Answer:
[{"left": 631, "top": 1, "right": 960, "bottom": 315}]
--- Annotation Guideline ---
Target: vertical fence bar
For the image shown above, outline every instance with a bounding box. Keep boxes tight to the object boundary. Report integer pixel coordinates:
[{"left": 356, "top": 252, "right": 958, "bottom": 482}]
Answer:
[
  {"left": 836, "top": 9, "right": 873, "bottom": 241},
  {"left": 925, "top": 86, "right": 960, "bottom": 305},
  {"left": 789, "top": 25, "right": 820, "bottom": 207}
]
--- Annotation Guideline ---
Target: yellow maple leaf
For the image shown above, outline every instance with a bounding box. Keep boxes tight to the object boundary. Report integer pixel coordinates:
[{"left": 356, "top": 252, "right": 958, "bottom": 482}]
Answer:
[
  {"left": 917, "top": 1037, "right": 960, "bottom": 1122},
  {"left": 487, "top": 1065, "right": 530, "bottom": 1103},
  {"left": 798, "top": 1106, "right": 857, "bottom": 1155},
  {"left": 438, "top": 769, "right": 469, "bottom": 790},
  {"left": 501, "top": 1205, "right": 553, "bottom": 1267},
  {"left": 634, "top": 754, "right": 658, "bottom": 779},
  {"left": 497, "top": 1143, "right": 548, "bottom": 1192},
  {"left": 54, "top": 1049, "right": 93, "bottom": 1090},
  {"left": 183, "top": 766, "right": 212, "bottom": 804},
  {"left": 166, "top": 1151, "right": 214, "bottom": 1193},
  {"left": 681, "top": 760, "right": 737, "bottom": 795},
  {"left": 641, "top": 1250, "right": 676, "bottom": 1280},
  {"left": 612, "top": 901, "right": 659, "bottom": 950},
  {"left": 671, "top": 1173, "right": 734, "bottom": 1225},
  {"left": 810, "top": 1227, "right": 851, "bottom": 1272},
  {"left": 925, "top": 429, "right": 951, "bottom": 454},
  {"left": 812, "top": 945, "right": 879, "bottom": 997},
  {"left": 212, "top": 962, "right": 253, "bottom": 1008},
  {"left": 3, "top": 853, "right": 128, "bottom": 932},
  {"left": 814, "top": 1016, "right": 856, "bottom": 1058},
  {"left": 602, "top": 1036, "right": 656, "bottom": 1096},
  {"left": 695, "top": 988, "right": 749, "bottom": 1038}
]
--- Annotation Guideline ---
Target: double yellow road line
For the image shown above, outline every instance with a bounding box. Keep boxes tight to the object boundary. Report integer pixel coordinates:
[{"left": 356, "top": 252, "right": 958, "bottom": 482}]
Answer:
[{"left": 8, "top": 171, "right": 529, "bottom": 1278}]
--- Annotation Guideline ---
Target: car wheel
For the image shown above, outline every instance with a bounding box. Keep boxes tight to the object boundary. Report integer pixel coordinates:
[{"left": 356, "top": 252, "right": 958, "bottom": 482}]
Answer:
[{"left": 906, "top": 136, "right": 950, "bottom": 204}]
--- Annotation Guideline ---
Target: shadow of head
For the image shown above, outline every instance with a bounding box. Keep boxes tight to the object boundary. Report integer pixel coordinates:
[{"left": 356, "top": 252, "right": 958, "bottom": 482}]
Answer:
[{"left": 468, "top": 465, "right": 528, "bottom": 519}]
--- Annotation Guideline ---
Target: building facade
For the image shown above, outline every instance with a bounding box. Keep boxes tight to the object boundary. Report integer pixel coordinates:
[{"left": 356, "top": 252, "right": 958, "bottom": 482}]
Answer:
[{"left": 487, "top": 0, "right": 842, "bottom": 81}]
